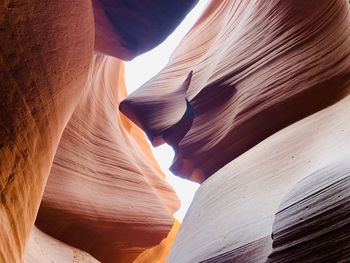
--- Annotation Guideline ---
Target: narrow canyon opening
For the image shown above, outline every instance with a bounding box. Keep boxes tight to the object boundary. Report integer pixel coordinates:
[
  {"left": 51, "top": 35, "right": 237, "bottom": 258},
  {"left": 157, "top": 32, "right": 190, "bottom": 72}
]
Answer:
[{"left": 124, "top": 0, "right": 209, "bottom": 222}]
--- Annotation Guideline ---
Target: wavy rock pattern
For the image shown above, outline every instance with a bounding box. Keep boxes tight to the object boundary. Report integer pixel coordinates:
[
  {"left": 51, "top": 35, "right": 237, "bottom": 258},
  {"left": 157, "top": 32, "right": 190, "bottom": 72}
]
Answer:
[
  {"left": 93, "top": 0, "right": 199, "bottom": 60},
  {"left": 120, "top": 0, "right": 350, "bottom": 182},
  {"left": 1, "top": 0, "right": 196, "bottom": 261},
  {"left": 24, "top": 227, "right": 99, "bottom": 263},
  {"left": 35, "top": 54, "right": 179, "bottom": 263},
  {"left": 3, "top": 0, "right": 350, "bottom": 262},
  {"left": 167, "top": 96, "right": 350, "bottom": 262},
  {"left": 267, "top": 161, "right": 350, "bottom": 263},
  {"left": 0, "top": 1, "right": 94, "bottom": 262}
]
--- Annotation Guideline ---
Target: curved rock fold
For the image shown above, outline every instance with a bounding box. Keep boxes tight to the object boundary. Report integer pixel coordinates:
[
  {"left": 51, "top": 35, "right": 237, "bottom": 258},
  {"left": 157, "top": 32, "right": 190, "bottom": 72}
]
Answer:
[
  {"left": 120, "top": 0, "right": 350, "bottom": 182},
  {"left": 36, "top": 54, "right": 179, "bottom": 263}
]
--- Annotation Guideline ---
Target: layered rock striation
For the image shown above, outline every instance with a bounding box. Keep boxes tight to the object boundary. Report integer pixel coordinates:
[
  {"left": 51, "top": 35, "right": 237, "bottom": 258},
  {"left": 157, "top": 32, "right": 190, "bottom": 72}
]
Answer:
[
  {"left": 1, "top": 0, "right": 194, "bottom": 261},
  {"left": 168, "top": 95, "right": 350, "bottom": 263},
  {"left": 134, "top": 219, "right": 180, "bottom": 263},
  {"left": 267, "top": 160, "right": 350, "bottom": 262},
  {"left": 120, "top": 0, "right": 350, "bottom": 262},
  {"left": 120, "top": 0, "right": 350, "bottom": 182},
  {"left": 0, "top": 1, "right": 94, "bottom": 261},
  {"left": 3, "top": 0, "right": 350, "bottom": 262},
  {"left": 35, "top": 54, "right": 179, "bottom": 263}
]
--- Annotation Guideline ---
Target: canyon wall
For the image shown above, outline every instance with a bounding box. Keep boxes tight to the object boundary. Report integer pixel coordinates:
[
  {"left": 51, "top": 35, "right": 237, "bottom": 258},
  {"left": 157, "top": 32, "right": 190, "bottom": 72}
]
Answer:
[
  {"left": 168, "top": 96, "right": 350, "bottom": 262},
  {"left": 120, "top": 0, "right": 350, "bottom": 182},
  {"left": 0, "top": 1, "right": 94, "bottom": 261},
  {"left": 1, "top": 0, "right": 194, "bottom": 261},
  {"left": 120, "top": 0, "right": 350, "bottom": 262},
  {"left": 35, "top": 54, "right": 179, "bottom": 263},
  {"left": 2, "top": 0, "right": 350, "bottom": 262},
  {"left": 24, "top": 227, "right": 99, "bottom": 263}
]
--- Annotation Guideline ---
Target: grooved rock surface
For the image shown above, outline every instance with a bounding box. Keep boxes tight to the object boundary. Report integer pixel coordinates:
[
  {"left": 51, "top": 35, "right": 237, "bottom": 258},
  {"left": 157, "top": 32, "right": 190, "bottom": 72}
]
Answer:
[
  {"left": 0, "top": 0, "right": 204, "bottom": 261},
  {"left": 24, "top": 227, "right": 99, "bottom": 263},
  {"left": 167, "top": 95, "right": 350, "bottom": 263},
  {"left": 0, "top": 1, "right": 94, "bottom": 262},
  {"left": 267, "top": 162, "right": 350, "bottom": 263},
  {"left": 120, "top": 0, "right": 350, "bottom": 182},
  {"left": 3, "top": 0, "right": 350, "bottom": 262},
  {"left": 93, "top": 0, "right": 199, "bottom": 60},
  {"left": 35, "top": 54, "right": 179, "bottom": 263}
]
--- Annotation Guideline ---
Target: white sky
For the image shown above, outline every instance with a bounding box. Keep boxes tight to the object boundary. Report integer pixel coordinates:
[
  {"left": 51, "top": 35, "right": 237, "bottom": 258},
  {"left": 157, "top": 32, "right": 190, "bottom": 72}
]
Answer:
[{"left": 124, "top": 0, "right": 209, "bottom": 221}]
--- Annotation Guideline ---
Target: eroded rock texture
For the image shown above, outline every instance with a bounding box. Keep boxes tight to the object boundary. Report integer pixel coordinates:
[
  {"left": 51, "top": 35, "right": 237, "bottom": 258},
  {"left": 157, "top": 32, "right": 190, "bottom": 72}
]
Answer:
[
  {"left": 93, "top": 0, "right": 199, "bottom": 60},
  {"left": 35, "top": 54, "right": 179, "bottom": 263},
  {"left": 1, "top": 0, "right": 196, "bottom": 261},
  {"left": 167, "top": 95, "right": 350, "bottom": 262},
  {"left": 3, "top": 0, "right": 350, "bottom": 262},
  {"left": 120, "top": 0, "right": 350, "bottom": 261},
  {"left": 120, "top": 0, "right": 350, "bottom": 182},
  {"left": 267, "top": 160, "right": 350, "bottom": 262},
  {"left": 0, "top": 1, "right": 94, "bottom": 262}
]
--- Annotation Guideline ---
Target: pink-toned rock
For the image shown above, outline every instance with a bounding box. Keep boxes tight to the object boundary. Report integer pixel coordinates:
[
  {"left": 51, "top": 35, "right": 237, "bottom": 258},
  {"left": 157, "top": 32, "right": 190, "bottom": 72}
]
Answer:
[
  {"left": 0, "top": 1, "right": 94, "bottom": 261},
  {"left": 120, "top": 0, "right": 350, "bottom": 182},
  {"left": 35, "top": 54, "right": 179, "bottom": 263},
  {"left": 167, "top": 95, "right": 350, "bottom": 262}
]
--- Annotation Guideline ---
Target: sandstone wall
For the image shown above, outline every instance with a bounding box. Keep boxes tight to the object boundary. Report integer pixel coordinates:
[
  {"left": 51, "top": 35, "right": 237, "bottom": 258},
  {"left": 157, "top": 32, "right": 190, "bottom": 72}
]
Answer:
[
  {"left": 35, "top": 54, "right": 179, "bottom": 263},
  {"left": 120, "top": 0, "right": 350, "bottom": 182}
]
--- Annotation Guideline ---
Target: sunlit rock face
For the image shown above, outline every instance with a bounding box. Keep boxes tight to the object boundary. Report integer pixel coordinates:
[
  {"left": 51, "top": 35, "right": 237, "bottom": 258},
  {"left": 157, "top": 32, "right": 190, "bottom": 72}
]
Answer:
[
  {"left": 168, "top": 96, "right": 350, "bottom": 262},
  {"left": 93, "top": 0, "right": 199, "bottom": 60},
  {"left": 120, "top": 0, "right": 350, "bottom": 182},
  {"left": 35, "top": 54, "right": 179, "bottom": 263},
  {"left": 0, "top": 1, "right": 94, "bottom": 262},
  {"left": 24, "top": 227, "right": 99, "bottom": 263}
]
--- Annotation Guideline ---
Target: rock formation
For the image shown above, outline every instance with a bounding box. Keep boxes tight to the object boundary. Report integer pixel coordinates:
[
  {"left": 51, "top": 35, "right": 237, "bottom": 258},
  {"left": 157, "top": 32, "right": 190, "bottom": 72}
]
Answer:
[
  {"left": 24, "top": 227, "right": 99, "bottom": 263},
  {"left": 1, "top": 0, "right": 192, "bottom": 262},
  {"left": 120, "top": 0, "right": 350, "bottom": 182},
  {"left": 120, "top": 0, "right": 350, "bottom": 262},
  {"left": 167, "top": 95, "right": 350, "bottom": 262},
  {"left": 93, "top": 0, "right": 199, "bottom": 60},
  {"left": 134, "top": 219, "right": 180, "bottom": 263},
  {"left": 0, "top": 1, "right": 94, "bottom": 262},
  {"left": 35, "top": 54, "right": 179, "bottom": 263},
  {"left": 2, "top": 0, "right": 350, "bottom": 262},
  {"left": 267, "top": 159, "right": 350, "bottom": 262}
]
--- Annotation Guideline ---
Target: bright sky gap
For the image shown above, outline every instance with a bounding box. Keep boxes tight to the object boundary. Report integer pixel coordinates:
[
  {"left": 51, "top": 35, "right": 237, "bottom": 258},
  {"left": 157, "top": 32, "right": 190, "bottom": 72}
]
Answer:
[{"left": 124, "top": 1, "right": 209, "bottom": 221}]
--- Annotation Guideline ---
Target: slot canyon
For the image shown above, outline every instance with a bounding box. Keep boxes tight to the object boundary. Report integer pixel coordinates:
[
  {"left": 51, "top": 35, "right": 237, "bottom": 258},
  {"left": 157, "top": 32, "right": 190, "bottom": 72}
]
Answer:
[{"left": 1, "top": 0, "right": 350, "bottom": 262}]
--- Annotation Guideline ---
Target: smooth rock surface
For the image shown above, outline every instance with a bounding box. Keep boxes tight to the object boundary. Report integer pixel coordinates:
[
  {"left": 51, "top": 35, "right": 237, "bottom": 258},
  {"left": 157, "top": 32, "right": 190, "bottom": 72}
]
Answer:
[
  {"left": 120, "top": 0, "right": 350, "bottom": 182},
  {"left": 134, "top": 219, "right": 180, "bottom": 263},
  {"left": 167, "top": 95, "right": 350, "bottom": 262},
  {"left": 36, "top": 54, "right": 179, "bottom": 263},
  {"left": 24, "top": 227, "right": 100, "bottom": 263}
]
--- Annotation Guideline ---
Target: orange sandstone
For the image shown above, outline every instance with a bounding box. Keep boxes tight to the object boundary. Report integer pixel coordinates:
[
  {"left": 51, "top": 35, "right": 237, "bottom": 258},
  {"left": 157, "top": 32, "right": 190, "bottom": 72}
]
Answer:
[{"left": 35, "top": 55, "right": 179, "bottom": 263}]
